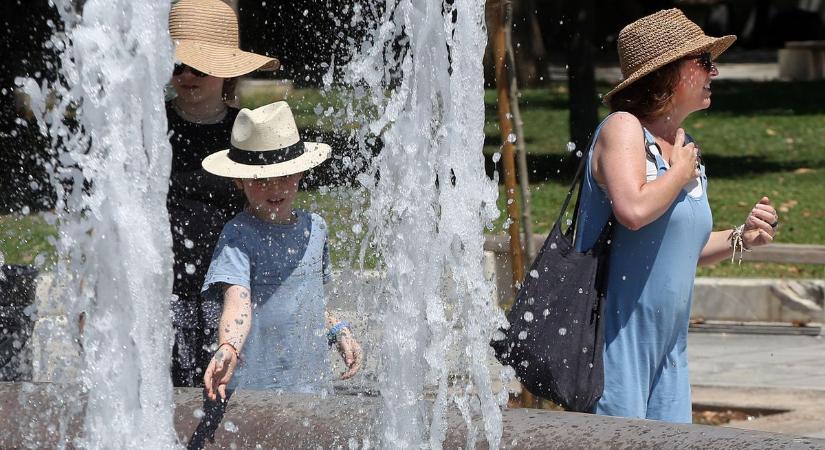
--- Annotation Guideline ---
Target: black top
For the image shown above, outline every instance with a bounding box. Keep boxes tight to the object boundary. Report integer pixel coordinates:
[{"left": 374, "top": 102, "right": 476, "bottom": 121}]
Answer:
[{"left": 166, "top": 102, "right": 245, "bottom": 305}]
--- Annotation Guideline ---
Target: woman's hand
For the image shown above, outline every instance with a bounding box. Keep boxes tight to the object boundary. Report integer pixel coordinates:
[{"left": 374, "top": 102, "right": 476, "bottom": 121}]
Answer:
[
  {"left": 336, "top": 329, "right": 363, "bottom": 380},
  {"left": 742, "top": 196, "right": 778, "bottom": 249},
  {"left": 668, "top": 128, "right": 700, "bottom": 186},
  {"left": 203, "top": 343, "right": 239, "bottom": 401}
]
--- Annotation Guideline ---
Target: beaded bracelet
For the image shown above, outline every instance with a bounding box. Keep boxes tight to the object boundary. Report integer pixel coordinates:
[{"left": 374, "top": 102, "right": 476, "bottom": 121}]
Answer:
[
  {"left": 728, "top": 224, "right": 751, "bottom": 265},
  {"left": 326, "top": 321, "right": 352, "bottom": 347}
]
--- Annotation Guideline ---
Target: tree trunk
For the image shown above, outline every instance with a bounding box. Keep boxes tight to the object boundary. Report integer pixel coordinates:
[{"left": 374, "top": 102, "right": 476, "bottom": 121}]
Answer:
[{"left": 565, "top": 0, "right": 599, "bottom": 165}]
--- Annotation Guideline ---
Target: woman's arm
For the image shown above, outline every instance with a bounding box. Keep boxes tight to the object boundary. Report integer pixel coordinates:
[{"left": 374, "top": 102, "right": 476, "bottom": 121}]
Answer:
[
  {"left": 203, "top": 284, "right": 251, "bottom": 400},
  {"left": 594, "top": 114, "right": 699, "bottom": 230}
]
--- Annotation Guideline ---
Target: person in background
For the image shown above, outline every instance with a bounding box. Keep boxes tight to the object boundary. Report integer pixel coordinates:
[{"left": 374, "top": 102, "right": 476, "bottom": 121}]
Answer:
[
  {"left": 199, "top": 102, "right": 362, "bottom": 399},
  {"left": 574, "top": 9, "right": 779, "bottom": 422},
  {"left": 166, "top": 0, "right": 279, "bottom": 387}
]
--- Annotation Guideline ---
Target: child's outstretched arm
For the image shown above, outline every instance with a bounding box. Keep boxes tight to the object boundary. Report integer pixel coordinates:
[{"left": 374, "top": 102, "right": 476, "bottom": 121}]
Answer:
[
  {"left": 325, "top": 311, "right": 363, "bottom": 380},
  {"left": 204, "top": 284, "right": 252, "bottom": 401}
]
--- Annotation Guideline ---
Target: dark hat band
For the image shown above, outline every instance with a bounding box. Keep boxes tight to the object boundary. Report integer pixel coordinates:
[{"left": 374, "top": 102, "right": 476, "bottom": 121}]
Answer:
[{"left": 227, "top": 141, "right": 305, "bottom": 165}]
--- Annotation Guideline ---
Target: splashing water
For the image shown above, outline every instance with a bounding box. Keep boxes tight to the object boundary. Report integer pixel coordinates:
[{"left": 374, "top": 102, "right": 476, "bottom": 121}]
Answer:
[
  {"left": 334, "top": 0, "right": 505, "bottom": 447},
  {"left": 23, "top": 0, "right": 177, "bottom": 447}
]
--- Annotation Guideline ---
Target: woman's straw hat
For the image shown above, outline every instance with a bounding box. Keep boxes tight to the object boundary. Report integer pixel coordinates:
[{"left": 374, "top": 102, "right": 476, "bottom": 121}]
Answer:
[
  {"left": 202, "top": 102, "right": 331, "bottom": 179},
  {"left": 169, "top": 0, "right": 279, "bottom": 78},
  {"left": 603, "top": 9, "right": 736, "bottom": 102}
]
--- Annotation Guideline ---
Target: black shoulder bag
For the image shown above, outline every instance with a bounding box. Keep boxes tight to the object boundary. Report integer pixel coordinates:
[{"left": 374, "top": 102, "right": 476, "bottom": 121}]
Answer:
[{"left": 490, "top": 151, "right": 614, "bottom": 413}]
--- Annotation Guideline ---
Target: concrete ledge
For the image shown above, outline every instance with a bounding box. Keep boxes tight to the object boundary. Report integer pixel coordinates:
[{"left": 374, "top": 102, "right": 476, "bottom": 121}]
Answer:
[
  {"left": 2, "top": 382, "right": 824, "bottom": 449},
  {"left": 692, "top": 278, "right": 824, "bottom": 324}
]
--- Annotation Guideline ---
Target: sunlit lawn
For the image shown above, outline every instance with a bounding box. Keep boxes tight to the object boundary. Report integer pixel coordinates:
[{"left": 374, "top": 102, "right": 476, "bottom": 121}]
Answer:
[{"left": 2, "top": 81, "right": 823, "bottom": 279}]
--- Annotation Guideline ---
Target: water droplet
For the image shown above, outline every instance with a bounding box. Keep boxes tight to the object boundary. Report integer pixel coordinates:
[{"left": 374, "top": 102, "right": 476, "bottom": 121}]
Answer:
[
  {"left": 558, "top": 328, "right": 567, "bottom": 336},
  {"left": 578, "top": 288, "right": 584, "bottom": 294},
  {"left": 566, "top": 141, "right": 576, "bottom": 152},
  {"left": 507, "top": 133, "right": 517, "bottom": 143},
  {"left": 523, "top": 311, "right": 534, "bottom": 322},
  {"left": 543, "top": 309, "right": 550, "bottom": 317},
  {"left": 582, "top": 347, "right": 588, "bottom": 353},
  {"left": 549, "top": 242, "right": 557, "bottom": 250},
  {"left": 622, "top": 275, "right": 627, "bottom": 281},
  {"left": 193, "top": 408, "right": 205, "bottom": 419},
  {"left": 185, "top": 263, "right": 196, "bottom": 275},
  {"left": 519, "top": 360, "right": 529, "bottom": 368},
  {"left": 575, "top": 150, "right": 583, "bottom": 158},
  {"left": 351, "top": 223, "right": 362, "bottom": 234},
  {"left": 21, "top": 206, "right": 31, "bottom": 215},
  {"left": 529, "top": 269, "right": 539, "bottom": 278},
  {"left": 184, "top": 239, "right": 194, "bottom": 249},
  {"left": 492, "top": 152, "right": 501, "bottom": 163},
  {"left": 517, "top": 330, "right": 527, "bottom": 340},
  {"left": 223, "top": 420, "right": 239, "bottom": 433}
]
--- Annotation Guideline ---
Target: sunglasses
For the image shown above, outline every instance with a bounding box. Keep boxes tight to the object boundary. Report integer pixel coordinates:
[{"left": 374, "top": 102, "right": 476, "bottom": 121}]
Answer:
[
  {"left": 684, "top": 51, "right": 714, "bottom": 72},
  {"left": 173, "top": 64, "right": 208, "bottom": 77}
]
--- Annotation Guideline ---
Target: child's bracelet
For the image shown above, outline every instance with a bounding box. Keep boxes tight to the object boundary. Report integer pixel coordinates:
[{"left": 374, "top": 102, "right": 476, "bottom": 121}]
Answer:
[
  {"left": 326, "top": 321, "right": 352, "bottom": 346},
  {"left": 217, "top": 342, "right": 241, "bottom": 361}
]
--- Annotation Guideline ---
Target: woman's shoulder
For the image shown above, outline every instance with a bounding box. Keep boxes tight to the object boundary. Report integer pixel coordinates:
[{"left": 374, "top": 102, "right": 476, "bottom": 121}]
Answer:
[
  {"left": 601, "top": 111, "right": 643, "bottom": 134},
  {"left": 595, "top": 112, "right": 645, "bottom": 150}
]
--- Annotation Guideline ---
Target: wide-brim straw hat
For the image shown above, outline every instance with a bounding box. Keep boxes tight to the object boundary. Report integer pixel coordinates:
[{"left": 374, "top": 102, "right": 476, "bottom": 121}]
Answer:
[
  {"left": 203, "top": 102, "right": 331, "bottom": 179},
  {"left": 603, "top": 8, "right": 736, "bottom": 103},
  {"left": 170, "top": 0, "right": 279, "bottom": 78}
]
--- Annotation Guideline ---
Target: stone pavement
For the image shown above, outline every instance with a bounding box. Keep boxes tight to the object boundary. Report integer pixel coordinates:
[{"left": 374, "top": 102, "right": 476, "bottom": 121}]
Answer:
[
  {"left": 689, "top": 332, "right": 825, "bottom": 439},
  {"left": 689, "top": 333, "right": 825, "bottom": 392}
]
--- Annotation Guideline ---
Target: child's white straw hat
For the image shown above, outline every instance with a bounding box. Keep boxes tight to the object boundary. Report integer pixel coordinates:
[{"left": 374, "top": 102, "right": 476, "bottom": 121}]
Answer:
[
  {"left": 169, "top": 0, "right": 279, "bottom": 78},
  {"left": 202, "top": 102, "right": 331, "bottom": 179},
  {"left": 603, "top": 8, "right": 736, "bottom": 102}
]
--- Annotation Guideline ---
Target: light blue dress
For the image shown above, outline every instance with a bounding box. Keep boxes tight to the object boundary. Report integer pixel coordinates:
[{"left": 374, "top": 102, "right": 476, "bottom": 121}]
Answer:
[
  {"left": 575, "top": 113, "right": 712, "bottom": 422},
  {"left": 202, "top": 210, "right": 332, "bottom": 394}
]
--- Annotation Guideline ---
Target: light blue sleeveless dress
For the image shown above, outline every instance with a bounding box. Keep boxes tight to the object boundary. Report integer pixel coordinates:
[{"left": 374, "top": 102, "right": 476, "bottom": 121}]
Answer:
[{"left": 575, "top": 113, "right": 712, "bottom": 422}]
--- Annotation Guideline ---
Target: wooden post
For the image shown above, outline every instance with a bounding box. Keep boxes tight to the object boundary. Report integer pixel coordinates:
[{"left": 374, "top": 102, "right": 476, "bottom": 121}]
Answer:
[
  {"left": 488, "top": 0, "right": 537, "bottom": 409},
  {"left": 489, "top": 1, "right": 525, "bottom": 287}
]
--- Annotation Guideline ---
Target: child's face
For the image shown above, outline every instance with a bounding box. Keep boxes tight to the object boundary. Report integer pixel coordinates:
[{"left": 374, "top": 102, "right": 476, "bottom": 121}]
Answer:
[{"left": 235, "top": 173, "right": 303, "bottom": 223}]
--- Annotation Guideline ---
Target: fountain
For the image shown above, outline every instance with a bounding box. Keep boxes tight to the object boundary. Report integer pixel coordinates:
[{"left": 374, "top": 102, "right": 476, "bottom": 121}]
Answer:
[
  {"left": 332, "top": 0, "right": 505, "bottom": 447},
  {"left": 4, "top": 0, "right": 825, "bottom": 449},
  {"left": 18, "top": 0, "right": 177, "bottom": 447}
]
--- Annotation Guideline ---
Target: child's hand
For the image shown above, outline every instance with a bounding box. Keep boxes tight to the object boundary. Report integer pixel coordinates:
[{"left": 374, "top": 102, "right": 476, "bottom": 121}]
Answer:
[
  {"left": 336, "top": 330, "right": 363, "bottom": 380},
  {"left": 203, "top": 343, "right": 239, "bottom": 401}
]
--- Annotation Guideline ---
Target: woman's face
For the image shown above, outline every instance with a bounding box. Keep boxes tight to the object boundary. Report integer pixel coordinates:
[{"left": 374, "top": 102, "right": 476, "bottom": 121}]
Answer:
[
  {"left": 171, "top": 65, "right": 225, "bottom": 105},
  {"left": 673, "top": 52, "right": 719, "bottom": 113}
]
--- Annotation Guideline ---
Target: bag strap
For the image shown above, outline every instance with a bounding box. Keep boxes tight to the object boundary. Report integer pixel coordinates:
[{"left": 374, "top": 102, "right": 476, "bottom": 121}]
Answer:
[{"left": 553, "top": 139, "right": 592, "bottom": 233}]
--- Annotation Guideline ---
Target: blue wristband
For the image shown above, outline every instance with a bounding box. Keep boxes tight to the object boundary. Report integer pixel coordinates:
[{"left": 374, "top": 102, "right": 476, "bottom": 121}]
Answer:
[{"left": 326, "top": 321, "right": 352, "bottom": 346}]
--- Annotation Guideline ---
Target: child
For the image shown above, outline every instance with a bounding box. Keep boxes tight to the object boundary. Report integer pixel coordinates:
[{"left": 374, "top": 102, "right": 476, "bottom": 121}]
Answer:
[
  {"left": 166, "top": 0, "right": 279, "bottom": 388},
  {"left": 200, "top": 101, "right": 361, "bottom": 400}
]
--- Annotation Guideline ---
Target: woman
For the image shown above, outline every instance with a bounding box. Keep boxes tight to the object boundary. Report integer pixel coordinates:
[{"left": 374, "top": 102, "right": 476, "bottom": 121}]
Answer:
[
  {"left": 166, "top": 0, "right": 279, "bottom": 387},
  {"left": 574, "top": 9, "right": 778, "bottom": 422}
]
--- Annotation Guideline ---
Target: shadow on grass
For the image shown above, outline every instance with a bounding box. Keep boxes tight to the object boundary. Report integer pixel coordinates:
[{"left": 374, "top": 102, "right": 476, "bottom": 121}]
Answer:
[
  {"left": 483, "top": 152, "right": 824, "bottom": 184},
  {"left": 707, "top": 80, "right": 825, "bottom": 116}
]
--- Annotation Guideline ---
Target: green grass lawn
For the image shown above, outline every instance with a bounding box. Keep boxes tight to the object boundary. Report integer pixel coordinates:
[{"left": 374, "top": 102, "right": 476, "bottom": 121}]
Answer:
[{"left": 2, "top": 81, "right": 823, "bottom": 279}]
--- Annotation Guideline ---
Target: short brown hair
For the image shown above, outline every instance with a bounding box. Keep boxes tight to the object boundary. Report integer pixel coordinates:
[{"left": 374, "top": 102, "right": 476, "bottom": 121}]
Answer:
[{"left": 607, "top": 60, "right": 682, "bottom": 119}]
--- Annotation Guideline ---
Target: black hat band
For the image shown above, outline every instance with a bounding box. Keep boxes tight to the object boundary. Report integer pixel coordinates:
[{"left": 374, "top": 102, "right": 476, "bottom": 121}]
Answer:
[{"left": 227, "top": 141, "right": 305, "bottom": 165}]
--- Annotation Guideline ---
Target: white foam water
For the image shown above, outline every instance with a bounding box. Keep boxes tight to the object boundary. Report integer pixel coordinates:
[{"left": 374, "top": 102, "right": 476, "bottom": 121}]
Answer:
[
  {"left": 334, "top": 0, "right": 505, "bottom": 447},
  {"left": 23, "top": 0, "right": 177, "bottom": 447}
]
